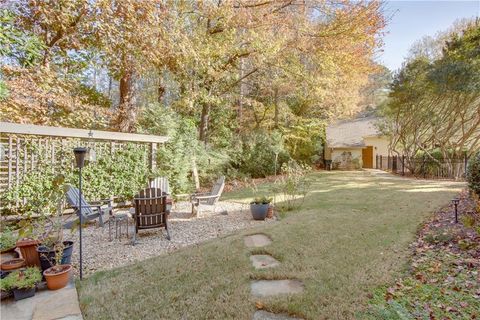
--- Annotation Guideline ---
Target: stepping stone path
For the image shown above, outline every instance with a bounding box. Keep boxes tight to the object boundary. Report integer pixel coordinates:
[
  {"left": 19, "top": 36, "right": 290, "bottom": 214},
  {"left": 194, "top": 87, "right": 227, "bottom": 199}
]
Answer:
[
  {"left": 251, "top": 280, "right": 304, "bottom": 297},
  {"left": 250, "top": 255, "right": 280, "bottom": 269},
  {"left": 243, "top": 234, "right": 304, "bottom": 319},
  {"left": 253, "top": 310, "right": 303, "bottom": 320},
  {"left": 244, "top": 234, "right": 272, "bottom": 247}
]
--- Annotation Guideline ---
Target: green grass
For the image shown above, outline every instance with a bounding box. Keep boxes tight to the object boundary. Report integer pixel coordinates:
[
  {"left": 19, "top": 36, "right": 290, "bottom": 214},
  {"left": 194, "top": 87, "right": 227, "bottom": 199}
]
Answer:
[{"left": 77, "top": 170, "right": 464, "bottom": 319}]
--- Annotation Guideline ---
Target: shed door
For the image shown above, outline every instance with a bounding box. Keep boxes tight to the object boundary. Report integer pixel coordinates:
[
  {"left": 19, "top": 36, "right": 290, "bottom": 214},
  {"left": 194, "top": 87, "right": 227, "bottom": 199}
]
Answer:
[{"left": 362, "top": 146, "right": 373, "bottom": 168}]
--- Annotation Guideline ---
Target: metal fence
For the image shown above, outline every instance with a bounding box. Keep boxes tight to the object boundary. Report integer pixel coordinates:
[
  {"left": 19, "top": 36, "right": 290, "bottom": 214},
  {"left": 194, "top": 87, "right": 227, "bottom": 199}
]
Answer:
[{"left": 376, "top": 154, "right": 469, "bottom": 180}]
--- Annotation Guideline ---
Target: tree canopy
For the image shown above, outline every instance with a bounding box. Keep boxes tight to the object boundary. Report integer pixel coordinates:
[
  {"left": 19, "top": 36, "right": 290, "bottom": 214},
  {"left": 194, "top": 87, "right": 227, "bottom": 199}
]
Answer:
[
  {"left": 1, "top": 0, "right": 386, "bottom": 181},
  {"left": 380, "top": 19, "right": 480, "bottom": 173}
]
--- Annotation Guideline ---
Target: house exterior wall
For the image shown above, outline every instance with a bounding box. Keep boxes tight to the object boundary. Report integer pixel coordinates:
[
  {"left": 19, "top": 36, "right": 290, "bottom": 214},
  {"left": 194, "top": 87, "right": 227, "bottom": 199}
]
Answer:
[
  {"left": 331, "top": 148, "right": 363, "bottom": 170},
  {"left": 363, "top": 136, "right": 390, "bottom": 167}
]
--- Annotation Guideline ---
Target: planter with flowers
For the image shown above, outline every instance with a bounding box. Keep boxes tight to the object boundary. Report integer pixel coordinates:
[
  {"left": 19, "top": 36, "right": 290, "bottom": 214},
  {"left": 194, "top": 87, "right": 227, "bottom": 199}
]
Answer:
[{"left": 250, "top": 196, "right": 273, "bottom": 220}]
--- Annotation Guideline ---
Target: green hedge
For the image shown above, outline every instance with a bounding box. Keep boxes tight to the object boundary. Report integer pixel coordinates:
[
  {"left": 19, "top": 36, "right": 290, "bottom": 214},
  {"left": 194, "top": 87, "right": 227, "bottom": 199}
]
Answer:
[
  {"left": 466, "top": 151, "right": 480, "bottom": 196},
  {"left": 1, "top": 144, "right": 152, "bottom": 216}
]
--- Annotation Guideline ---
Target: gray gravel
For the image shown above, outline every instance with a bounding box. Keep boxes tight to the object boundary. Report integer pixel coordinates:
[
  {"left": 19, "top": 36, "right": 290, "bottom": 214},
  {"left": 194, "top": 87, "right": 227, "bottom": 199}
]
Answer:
[{"left": 64, "top": 201, "right": 276, "bottom": 275}]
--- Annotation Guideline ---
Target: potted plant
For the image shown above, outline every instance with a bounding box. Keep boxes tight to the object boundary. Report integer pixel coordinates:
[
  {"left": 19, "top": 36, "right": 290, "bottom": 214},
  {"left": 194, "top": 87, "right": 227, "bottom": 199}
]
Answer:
[
  {"left": 0, "top": 267, "right": 42, "bottom": 300},
  {"left": 36, "top": 219, "right": 74, "bottom": 273},
  {"left": 32, "top": 174, "right": 74, "bottom": 273},
  {"left": 250, "top": 196, "right": 272, "bottom": 220},
  {"left": 42, "top": 245, "right": 72, "bottom": 290}
]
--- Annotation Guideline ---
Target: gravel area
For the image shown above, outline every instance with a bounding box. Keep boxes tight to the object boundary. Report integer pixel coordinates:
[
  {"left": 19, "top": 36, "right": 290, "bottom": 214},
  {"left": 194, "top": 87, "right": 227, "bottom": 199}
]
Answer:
[{"left": 64, "top": 201, "right": 276, "bottom": 275}]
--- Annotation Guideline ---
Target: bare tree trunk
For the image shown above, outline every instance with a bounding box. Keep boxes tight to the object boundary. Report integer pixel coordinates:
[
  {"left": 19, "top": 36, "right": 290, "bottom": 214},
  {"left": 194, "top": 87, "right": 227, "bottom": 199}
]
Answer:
[
  {"left": 274, "top": 87, "right": 279, "bottom": 128},
  {"left": 237, "top": 56, "right": 245, "bottom": 124},
  {"left": 157, "top": 73, "right": 165, "bottom": 104},
  {"left": 108, "top": 76, "right": 113, "bottom": 101},
  {"left": 199, "top": 103, "right": 210, "bottom": 144},
  {"left": 114, "top": 71, "right": 136, "bottom": 132},
  {"left": 93, "top": 65, "right": 97, "bottom": 91}
]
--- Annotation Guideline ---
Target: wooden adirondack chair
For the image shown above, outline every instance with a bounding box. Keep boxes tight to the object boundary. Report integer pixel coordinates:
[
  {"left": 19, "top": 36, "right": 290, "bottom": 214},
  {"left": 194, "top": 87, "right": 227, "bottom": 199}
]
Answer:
[
  {"left": 64, "top": 186, "right": 113, "bottom": 228},
  {"left": 190, "top": 176, "right": 225, "bottom": 216},
  {"left": 132, "top": 188, "right": 170, "bottom": 244}
]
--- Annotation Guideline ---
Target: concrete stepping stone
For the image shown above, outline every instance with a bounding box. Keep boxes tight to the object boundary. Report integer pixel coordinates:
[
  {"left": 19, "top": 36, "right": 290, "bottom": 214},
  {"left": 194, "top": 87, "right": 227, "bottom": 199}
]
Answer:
[
  {"left": 250, "top": 255, "right": 280, "bottom": 269},
  {"left": 253, "top": 310, "right": 303, "bottom": 320},
  {"left": 251, "top": 280, "right": 304, "bottom": 297},
  {"left": 244, "top": 234, "right": 272, "bottom": 248}
]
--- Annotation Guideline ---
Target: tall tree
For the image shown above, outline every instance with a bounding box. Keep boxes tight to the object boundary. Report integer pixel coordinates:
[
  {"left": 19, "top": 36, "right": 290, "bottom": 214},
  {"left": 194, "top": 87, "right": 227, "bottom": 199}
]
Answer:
[{"left": 91, "top": 0, "right": 166, "bottom": 132}]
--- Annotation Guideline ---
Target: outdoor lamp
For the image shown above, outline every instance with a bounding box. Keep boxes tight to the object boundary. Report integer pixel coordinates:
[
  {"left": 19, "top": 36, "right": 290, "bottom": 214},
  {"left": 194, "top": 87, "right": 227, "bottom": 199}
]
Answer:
[
  {"left": 451, "top": 198, "right": 460, "bottom": 223},
  {"left": 74, "top": 147, "right": 87, "bottom": 168},
  {"left": 73, "top": 147, "right": 87, "bottom": 280}
]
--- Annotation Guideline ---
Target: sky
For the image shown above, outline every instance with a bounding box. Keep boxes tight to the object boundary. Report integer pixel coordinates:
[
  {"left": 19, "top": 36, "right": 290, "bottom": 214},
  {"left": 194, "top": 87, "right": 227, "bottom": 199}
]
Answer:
[{"left": 378, "top": 0, "right": 480, "bottom": 71}]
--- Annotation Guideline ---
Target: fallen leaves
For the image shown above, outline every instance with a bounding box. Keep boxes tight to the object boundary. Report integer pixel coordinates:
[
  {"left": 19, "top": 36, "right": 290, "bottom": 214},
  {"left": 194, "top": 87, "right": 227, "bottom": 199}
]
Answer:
[{"left": 368, "top": 190, "right": 480, "bottom": 319}]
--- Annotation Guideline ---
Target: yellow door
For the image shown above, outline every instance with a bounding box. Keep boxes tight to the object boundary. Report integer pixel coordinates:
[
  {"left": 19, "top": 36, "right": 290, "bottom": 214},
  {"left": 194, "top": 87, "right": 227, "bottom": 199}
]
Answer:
[{"left": 362, "top": 146, "right": 373, "bottom": 168}]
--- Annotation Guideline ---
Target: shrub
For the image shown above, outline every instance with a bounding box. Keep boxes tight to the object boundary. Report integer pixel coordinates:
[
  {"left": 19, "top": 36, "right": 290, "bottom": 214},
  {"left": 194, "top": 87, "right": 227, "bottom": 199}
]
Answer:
[
  {"left": 271, "top": 160, "right": 311, "bottom": 211},
  {"left": 139, "top": 104, "right": 231, "bottom": 193},
  {"left": 235, "top": 130, "right": 290, "bottom": 178},
  {"left": 0, "top": 267, "right": 42, "bottom": 291},
  {"left": 466, "top": 151, "right": 480, "bottom": 197},
  {"left": 0, "top": 227, "right": 17, "bottom": 251},
  {"left": 283, "top": 119, "right": 325, "bottom": 165},
  {"left": 1, "top": 142, "right": 152, "bottom": 216}
]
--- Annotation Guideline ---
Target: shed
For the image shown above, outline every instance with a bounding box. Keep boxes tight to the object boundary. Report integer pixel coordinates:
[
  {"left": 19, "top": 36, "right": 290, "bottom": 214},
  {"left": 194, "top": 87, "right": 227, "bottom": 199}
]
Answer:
[{"left": 324, "top": 117, "right": 390, "bottom": 170}]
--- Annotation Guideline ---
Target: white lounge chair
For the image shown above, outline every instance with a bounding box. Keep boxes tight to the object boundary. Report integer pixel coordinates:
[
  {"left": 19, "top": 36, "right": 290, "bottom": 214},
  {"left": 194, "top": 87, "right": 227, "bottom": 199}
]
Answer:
[{"left": 190, "top": 176, "right": 225, "bottom": 216}]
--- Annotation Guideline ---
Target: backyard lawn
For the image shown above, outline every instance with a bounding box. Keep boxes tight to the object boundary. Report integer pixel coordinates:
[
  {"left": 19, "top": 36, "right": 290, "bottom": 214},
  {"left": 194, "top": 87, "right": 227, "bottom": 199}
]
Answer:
[{"left": 77, "top": 170, "right": 464, "bottom": 319}]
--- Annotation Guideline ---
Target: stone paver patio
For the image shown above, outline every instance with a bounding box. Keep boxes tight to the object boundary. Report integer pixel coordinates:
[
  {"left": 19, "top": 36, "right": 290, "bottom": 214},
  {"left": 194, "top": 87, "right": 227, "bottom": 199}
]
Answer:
[{"left": 1, "top": 278, "right": 82, "bottom": 320}]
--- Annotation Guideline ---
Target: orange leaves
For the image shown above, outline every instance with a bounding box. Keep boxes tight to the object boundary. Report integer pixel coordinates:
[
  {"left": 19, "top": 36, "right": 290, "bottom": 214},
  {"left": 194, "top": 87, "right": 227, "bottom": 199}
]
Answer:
[{"left": 0, "top": 66, "right": 110, "bottom": 128}]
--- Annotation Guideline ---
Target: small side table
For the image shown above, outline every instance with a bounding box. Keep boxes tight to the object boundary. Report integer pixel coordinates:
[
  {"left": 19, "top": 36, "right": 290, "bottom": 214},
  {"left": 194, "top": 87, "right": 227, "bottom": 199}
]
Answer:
[{"left": 108, "top": 210, "right": 132, "bottom": 241}]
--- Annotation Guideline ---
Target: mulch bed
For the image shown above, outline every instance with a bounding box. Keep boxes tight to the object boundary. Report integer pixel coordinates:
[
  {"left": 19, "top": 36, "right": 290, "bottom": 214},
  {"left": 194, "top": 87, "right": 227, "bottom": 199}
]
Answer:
[{"left": 366, "top": 189, "right": 480, "bottom": 319}]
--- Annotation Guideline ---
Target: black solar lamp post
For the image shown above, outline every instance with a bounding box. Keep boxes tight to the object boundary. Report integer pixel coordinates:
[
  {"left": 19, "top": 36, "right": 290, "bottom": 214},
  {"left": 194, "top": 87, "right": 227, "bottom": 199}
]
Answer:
[
  {"left": 74, "top": 147, "right": 87, "bottom": 280},
  {"left": 451, "top": 198, "right": 460, "bottom": 223}
]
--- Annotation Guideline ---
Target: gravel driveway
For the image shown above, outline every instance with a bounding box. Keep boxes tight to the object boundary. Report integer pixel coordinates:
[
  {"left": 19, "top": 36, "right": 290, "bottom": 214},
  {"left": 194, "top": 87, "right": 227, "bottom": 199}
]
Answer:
[{"left": 65, "top": 201, "right": 275, "bottom": 275}]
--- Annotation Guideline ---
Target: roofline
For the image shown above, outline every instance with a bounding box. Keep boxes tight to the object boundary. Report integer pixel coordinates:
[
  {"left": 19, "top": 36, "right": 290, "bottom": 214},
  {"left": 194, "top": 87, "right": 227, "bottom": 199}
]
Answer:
[
  {"left": 0, "top": 122, "right": 169, "bottom": 144},
  {"left": 327, "top": 146, "right": 365, "bottom": 149}
]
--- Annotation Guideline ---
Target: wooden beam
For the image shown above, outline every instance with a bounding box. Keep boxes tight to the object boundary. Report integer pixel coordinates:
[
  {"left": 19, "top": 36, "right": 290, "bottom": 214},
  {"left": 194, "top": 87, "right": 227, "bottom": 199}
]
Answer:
[{"left": 0, "top": 122, "right": 169, "bottom": 144}]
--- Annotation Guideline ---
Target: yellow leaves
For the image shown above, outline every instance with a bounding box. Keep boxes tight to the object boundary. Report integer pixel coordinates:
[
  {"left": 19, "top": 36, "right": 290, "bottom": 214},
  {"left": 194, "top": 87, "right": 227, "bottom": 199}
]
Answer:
[{"left": 0, "top": 66, "right": 109, "bottom": 128}]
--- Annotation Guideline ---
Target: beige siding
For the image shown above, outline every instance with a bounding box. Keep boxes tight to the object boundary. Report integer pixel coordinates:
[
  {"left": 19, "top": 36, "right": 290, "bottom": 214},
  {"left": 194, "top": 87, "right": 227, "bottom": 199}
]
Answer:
[{"left": 363, "top": 136, "right": 390, "bottom": 167}]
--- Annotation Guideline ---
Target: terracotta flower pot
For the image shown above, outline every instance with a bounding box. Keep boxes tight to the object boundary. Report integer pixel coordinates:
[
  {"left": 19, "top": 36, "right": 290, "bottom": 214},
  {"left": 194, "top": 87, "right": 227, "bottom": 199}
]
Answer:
[
  {"left": 266, "top": 206, "right": 274, "bottom": 219},
  {"left": 16, "top": 239, "right": 41, "bottom": 268},
  {"left": 43, "top": 264, "right": 72, "bottom": 290},
  {"left": 0, "top": 258, "right": 25, "bottom": 271}
]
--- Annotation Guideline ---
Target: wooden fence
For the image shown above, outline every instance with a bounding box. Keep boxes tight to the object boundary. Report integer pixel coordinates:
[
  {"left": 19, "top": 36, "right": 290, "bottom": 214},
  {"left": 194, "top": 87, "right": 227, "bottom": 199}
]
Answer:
[{"left": 0, "top": 122, "right": 168, "bottom": 207}]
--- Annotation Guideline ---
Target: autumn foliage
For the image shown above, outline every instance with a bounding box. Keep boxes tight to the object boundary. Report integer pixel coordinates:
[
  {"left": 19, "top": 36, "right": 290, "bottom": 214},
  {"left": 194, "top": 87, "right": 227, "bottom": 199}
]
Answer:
[{"left": 1, "top": 0, "right": 385, "bottom": 132}]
